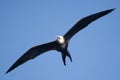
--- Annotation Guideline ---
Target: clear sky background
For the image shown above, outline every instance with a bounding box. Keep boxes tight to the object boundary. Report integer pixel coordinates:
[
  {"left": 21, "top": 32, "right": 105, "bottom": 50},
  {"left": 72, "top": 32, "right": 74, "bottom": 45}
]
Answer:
[{"left": 0, "top": 0, "right": 120, "bottom": 80}]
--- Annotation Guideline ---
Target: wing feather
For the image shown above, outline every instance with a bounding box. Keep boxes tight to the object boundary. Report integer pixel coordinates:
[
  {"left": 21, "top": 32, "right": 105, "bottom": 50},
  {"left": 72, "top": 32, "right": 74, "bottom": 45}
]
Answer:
[
  {"left": 64, "top": 8, "right": 115, "bottom": 41},
  {"left": 6, "top": 41, "right": 57, "bottom": 73}
]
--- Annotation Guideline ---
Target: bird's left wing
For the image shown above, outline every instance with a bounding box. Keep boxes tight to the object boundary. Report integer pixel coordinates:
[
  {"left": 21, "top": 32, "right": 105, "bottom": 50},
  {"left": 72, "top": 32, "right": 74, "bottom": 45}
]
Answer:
[
  {"left": 64, "top": 8, "right": 115, "bottom": 42},
  {"left": 6, "top": 41, "right": 57, "bottom": 74}
]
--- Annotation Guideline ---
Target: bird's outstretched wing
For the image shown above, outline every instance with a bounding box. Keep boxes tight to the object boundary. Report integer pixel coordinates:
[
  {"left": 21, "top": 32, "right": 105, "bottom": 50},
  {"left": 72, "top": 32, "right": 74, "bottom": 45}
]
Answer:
[
  {"left": 64, "top": 8, "right": 115, "bottom": 41},
  {"left": 6, "top": 41, "right": 57, "bottom": 73}
]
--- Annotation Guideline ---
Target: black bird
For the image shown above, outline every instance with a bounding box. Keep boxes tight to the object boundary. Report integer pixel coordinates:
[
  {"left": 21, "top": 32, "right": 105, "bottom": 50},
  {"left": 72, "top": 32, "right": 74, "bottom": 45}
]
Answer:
[{"left": 6, "top": 8, "right": 115, "bottom": 74}]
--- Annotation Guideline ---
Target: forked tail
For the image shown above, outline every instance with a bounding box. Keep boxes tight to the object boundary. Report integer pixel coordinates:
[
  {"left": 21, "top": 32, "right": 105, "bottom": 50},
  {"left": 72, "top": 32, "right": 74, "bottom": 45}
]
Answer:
[{"left": 61, "top": 50, "right": 72, "bottom": 65}]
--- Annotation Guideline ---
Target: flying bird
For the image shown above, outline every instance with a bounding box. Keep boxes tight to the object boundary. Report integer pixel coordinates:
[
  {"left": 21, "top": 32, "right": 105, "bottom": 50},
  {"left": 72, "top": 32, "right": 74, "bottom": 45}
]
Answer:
[{"left": 6, "top": 8, "right": 115, "bottom": 74}]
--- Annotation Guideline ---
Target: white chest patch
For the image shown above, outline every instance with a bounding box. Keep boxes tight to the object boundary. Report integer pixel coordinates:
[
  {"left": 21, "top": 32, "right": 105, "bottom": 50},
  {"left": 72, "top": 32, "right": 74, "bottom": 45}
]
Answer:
[{"left": 57, "top": 36, "right": 65, "bottom": 44}]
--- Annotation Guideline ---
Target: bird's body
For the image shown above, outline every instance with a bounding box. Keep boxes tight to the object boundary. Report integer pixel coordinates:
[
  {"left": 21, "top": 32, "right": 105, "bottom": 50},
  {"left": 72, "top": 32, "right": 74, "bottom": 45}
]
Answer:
[{"left": 6, "top": 8, "right": 115, "bottom": 74}]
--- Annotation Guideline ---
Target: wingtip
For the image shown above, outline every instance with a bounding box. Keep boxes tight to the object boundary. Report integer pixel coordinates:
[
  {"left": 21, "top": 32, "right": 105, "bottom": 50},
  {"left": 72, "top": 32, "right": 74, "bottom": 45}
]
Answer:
[
  {"left": 101, "top": 8, "right": 115, "bottom": 15},
  {"left": 5, "top": 70, "right": 9, "bottom": 74},
  {"left": 111, "top": 8, "right": 116, "bottom": 11},
  {"left": 5, "top": 68, "right": 12, "bottom": 74},
  {"left": 109, "top": 8, "right": 116, "bottom": 12},
  {"left": 112, "top": 8, "right": 116, "bottom": 10}
]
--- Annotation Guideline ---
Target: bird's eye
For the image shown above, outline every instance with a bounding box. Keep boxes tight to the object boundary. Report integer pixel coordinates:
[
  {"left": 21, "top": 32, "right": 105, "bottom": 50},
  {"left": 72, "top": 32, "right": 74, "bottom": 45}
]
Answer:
[{"left": 58, "top": 37, "right": 60, "bottom": 39}]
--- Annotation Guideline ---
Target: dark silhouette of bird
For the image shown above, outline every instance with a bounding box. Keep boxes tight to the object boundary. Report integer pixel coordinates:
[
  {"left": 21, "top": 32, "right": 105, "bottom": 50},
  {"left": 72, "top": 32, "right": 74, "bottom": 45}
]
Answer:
[{"left": 6, "top": 8, "right": 115, "bottom": 74}]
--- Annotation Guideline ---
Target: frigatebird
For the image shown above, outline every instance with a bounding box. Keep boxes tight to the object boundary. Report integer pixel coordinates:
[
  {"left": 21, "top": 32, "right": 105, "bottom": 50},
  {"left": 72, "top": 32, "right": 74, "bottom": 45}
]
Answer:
[{"left": 6, "top": 8, "right": 115, "bottom": 73}]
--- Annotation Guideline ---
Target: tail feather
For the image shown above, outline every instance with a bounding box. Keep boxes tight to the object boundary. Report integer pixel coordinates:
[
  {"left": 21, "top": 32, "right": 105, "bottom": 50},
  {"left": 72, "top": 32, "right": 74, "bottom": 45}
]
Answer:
[
  {"left": 62, "top": 54, "right": 67, "bottom": 65},
  {"left": 61, "top": 50, "right": 72, "bottom": 65}
]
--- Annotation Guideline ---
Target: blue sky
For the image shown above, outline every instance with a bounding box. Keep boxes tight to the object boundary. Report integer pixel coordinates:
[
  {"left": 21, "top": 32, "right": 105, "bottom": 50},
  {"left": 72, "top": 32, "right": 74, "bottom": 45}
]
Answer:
[{"left": 0, "top": 0, "right": 120, "bottom": 80}]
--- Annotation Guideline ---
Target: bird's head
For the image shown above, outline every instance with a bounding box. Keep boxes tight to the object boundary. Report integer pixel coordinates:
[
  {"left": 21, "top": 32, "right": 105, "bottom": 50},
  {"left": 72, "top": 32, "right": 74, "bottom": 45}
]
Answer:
[{"left": 56, "top": 36, "right": 65, "bottom": 44}]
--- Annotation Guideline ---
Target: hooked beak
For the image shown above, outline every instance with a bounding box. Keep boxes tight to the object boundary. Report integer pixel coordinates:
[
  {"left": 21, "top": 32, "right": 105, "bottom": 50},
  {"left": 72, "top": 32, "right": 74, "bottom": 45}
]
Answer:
[{"left": 56, "top": 35, "right": 60, "bottom": 39}]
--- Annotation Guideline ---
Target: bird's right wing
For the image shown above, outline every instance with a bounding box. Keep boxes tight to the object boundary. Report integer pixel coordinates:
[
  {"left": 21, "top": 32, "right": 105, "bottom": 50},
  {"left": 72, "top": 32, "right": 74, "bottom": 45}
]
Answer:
[
  {"left": 6, "top": 41, "right": 57, "bottom": 73},
  {"left": 64, "top": 8, "right": 115, "bottom": 42}
]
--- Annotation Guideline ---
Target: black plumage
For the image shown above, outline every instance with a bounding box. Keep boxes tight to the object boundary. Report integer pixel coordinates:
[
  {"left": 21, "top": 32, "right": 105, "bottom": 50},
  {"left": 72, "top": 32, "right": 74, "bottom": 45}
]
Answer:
[{"left": 6, "top": 8, "right": 115, "bottom": 74}]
